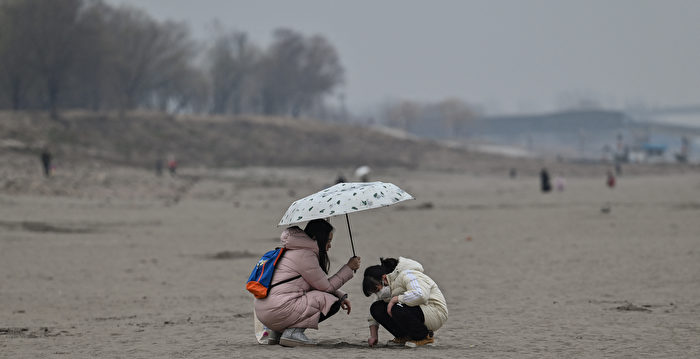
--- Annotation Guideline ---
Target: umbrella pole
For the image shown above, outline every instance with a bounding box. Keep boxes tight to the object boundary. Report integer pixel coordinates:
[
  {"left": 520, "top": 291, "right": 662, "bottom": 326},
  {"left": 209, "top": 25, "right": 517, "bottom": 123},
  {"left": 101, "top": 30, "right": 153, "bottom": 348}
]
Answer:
[{"left": 345, "top": 213, "right": 356, "bottom": 257}]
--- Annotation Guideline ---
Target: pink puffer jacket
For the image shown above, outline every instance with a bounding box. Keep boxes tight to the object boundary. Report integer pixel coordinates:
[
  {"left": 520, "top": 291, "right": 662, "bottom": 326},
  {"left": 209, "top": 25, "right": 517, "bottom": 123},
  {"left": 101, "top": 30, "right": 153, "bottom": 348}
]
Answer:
[{"left": 254, "top": 227, "right": 354, "bottom": 332}]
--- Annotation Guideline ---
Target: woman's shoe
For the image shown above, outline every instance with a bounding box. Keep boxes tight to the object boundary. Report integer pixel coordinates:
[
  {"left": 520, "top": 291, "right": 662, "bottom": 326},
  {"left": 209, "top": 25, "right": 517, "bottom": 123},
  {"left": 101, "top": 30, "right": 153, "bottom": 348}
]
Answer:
[
  {"left": 257, "top": 327, "right": 280, "bottom": 345},
  {"left": 279, "top": 328, "right": 317, "bottom": 347}
]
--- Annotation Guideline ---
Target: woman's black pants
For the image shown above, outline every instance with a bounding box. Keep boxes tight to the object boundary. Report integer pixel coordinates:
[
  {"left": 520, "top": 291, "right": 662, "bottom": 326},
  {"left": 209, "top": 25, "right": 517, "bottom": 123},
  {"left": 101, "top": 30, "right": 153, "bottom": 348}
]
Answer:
[
  {"left": 370, "top": 300, "right": 429, "bottom": 340},
  {"left": 319, "top": 297, "right": 342, "bottom": 323}
]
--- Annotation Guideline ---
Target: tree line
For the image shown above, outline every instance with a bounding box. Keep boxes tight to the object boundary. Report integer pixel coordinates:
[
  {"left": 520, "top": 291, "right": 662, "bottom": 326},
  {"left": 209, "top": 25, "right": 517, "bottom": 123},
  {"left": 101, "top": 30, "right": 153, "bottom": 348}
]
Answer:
[
  {"left": 0, "top": 0, "right": 344, "bottom": 118},
  {"left": 379, "top": 98, "right": 477, "bottom": 139}
]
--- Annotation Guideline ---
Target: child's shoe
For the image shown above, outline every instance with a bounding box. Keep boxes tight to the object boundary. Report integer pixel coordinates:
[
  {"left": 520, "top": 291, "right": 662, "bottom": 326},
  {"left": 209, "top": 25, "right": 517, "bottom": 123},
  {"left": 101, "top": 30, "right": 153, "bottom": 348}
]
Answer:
[
  {"left": 405, "top": 334, "right": 435, "bottom": 348},
  {"left": 386, "top": 337, "right": 409, "bottom": 346}
]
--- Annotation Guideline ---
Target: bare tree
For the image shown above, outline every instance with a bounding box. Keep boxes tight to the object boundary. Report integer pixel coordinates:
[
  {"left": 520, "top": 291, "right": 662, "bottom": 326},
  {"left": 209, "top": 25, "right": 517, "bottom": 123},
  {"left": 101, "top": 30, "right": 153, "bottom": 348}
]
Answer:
[
  {"left": 260, "top": 28, "right": 344, "bottom": 117},
  {"left": 207, "top": 29, "right": 260, "bottom": 115},
  {"left": 151, "top": 66, "right": 210, "bottom": 114},
  {"left": 380, "top": 99, "right": 476, "bottom": 139},
  {"left": 294, "top": 34, "right": 344, "bottom": 116},
  {"left": 0, "top": 0, "right": 88, "bottom": 118},
  {"left": 104, "top": 6, "right": 196, "bottom": 114},
  {"left": 0, "top": 0, "right": 33, "bottom": 110},
  {"left": 66, "top": 1, "right": 111, "bottom": 111},
  {"left": 382, "top": 100, "right": 421, "bottom": 133},
  {"left": 433, "top": 98, "right": 476, "bottom": 138},
  {"left": 0, "top": 2, "right": 348, "bottom": 120}
]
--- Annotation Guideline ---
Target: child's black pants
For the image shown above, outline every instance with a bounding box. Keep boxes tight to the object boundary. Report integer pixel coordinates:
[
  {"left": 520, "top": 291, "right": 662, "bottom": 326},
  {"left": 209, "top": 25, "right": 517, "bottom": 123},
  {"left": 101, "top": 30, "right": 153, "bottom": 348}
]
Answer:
[{"left": 370, "top": 300, "right": 429, "bottom": 340}]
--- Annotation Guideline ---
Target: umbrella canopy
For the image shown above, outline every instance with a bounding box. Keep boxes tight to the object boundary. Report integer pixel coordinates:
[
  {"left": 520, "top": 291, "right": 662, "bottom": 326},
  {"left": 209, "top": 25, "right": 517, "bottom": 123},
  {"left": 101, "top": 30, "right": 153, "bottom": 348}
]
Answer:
[{"left": 278, "top": 181, "right": 414, "bottom": 226}]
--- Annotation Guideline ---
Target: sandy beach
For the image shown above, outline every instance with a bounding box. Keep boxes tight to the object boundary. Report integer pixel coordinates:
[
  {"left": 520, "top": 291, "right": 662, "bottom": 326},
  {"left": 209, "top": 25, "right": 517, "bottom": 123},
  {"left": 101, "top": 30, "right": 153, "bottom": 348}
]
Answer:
[{"left": 2, "top": 166, "right": 700, "bottom": 358}]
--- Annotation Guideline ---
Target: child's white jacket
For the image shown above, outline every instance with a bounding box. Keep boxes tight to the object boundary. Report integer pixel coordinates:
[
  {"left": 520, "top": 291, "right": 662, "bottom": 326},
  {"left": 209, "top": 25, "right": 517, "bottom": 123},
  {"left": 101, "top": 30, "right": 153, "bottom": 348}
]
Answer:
[{"left": 370, "top": 257, "right": 448, "bottom": 331}]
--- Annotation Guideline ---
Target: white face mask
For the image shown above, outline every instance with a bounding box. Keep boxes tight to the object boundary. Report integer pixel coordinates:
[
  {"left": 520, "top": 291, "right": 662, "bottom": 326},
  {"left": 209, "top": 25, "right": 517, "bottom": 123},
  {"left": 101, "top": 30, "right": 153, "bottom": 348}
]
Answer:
[{"left": 375, "top": 285, "right": 391, "bottom": 300}]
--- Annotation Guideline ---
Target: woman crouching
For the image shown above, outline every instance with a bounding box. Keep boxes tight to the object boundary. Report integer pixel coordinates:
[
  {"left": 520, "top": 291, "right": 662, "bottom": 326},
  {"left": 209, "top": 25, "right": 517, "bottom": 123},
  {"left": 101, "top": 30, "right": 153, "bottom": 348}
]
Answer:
[
  {"left": 255, "top": 219, "right": 361, "bottom": 347},
  {"left": 363, "top": 257, "right": 447, "bottom": 347}
]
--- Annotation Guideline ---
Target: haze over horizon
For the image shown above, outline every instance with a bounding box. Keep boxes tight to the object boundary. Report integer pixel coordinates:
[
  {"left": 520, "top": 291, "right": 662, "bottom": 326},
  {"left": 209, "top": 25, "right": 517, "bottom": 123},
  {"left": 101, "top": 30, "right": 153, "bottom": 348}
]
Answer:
[{"left": 106, "top": 0, "right": 700, "bottom": 123}]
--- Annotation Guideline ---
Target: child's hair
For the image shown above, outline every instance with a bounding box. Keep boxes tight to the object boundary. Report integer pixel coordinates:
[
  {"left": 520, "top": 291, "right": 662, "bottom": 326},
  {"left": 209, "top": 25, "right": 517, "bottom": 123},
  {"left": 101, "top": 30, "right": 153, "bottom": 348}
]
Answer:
[
  {"left": 362, "top": 257, "right": 399, "bottom": 296},
  {"left": 304, "top": 219, "right": 334, "bottom": 273},
  {"left": 379, "top": 257, "right": 398, "bottom": 272}
]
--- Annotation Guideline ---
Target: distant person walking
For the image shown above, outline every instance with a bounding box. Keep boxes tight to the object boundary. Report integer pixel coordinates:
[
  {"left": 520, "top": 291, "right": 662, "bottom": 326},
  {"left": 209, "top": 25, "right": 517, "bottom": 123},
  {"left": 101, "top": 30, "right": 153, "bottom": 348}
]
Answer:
[
  {"left": 355, "top": 166, "right": 371, "bottom": 182},
  {"left": 40, "top": 147, "right": 52, "bottom": 177},
  {"left": 167, "top": 156, "right": 177, "bottom": 176},
  {"left": 155, "top": 157, "right": 164, "bottom": 176},
  {"left": 554, "top": 175, "right": 566, "bottom": 192},
  {"left": 540, "top": 168, "right": 551, "bottom": 193},
  {"left": 606, "top": 170, "right": 616, "bottom": 188}
]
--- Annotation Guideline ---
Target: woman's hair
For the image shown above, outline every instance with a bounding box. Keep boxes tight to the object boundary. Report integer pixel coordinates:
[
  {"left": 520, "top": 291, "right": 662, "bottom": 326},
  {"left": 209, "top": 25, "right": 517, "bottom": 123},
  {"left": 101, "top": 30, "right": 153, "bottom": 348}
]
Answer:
[
  {"left": 304, "top": 219, "right": 334, "bottom": 274},
  {"left": 362, "top": 257, "right": 399, "bottom": 296}
]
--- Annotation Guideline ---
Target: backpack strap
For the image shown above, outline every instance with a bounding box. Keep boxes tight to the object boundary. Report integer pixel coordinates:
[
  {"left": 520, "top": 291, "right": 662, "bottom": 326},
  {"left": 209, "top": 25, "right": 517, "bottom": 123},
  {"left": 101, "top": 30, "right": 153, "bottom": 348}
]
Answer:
[
  {"left": 269, "top": 274, "right": 302, "bottom": 289},
  {"left": 268, "top": 246, "right": 302, "bottom": 290}
]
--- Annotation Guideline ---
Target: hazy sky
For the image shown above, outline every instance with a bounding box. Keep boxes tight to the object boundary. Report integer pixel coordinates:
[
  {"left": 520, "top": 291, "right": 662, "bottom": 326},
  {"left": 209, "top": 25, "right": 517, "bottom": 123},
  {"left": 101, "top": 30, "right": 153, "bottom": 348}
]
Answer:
[{"left": 106, "top": 0, "right": 700, "bottom": 115}]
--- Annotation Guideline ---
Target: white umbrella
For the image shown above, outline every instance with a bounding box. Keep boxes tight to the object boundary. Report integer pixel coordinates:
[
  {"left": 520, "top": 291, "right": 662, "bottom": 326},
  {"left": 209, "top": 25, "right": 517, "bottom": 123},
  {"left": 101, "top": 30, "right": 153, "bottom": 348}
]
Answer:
[{"left": 278, "top": 181, "right": 414, "bottom": 256}]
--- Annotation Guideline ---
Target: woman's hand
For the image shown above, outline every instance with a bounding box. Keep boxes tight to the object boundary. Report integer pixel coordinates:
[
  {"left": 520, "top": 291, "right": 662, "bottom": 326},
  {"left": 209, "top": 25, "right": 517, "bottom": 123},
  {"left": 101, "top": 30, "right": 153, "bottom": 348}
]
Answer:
[
  {"left": 341, "top": 298, "right": 352, "bottom": 314},
  {"left": 386, "top": 296, "right": 399, "bottom": 317},
  {"left": 347, "top": 256, "right": 361, "bottom": 271}
]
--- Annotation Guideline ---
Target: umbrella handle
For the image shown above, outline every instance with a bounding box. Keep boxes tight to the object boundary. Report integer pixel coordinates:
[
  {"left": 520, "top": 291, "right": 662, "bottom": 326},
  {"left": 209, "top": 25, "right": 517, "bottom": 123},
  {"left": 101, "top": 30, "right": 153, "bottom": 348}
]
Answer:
[
  {"left": 345, "top": 213, "right": 356, "bottom": 257},
  {"left": 345, "top": 214, "right": 357, "bottom": 273}
]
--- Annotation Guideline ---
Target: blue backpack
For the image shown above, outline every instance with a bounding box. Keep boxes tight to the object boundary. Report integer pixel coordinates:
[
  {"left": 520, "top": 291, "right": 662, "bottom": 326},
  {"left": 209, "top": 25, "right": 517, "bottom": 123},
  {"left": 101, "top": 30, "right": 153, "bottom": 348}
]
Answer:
[{"left": 246, "top": 247, "right": 301, "bottom": 299}]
